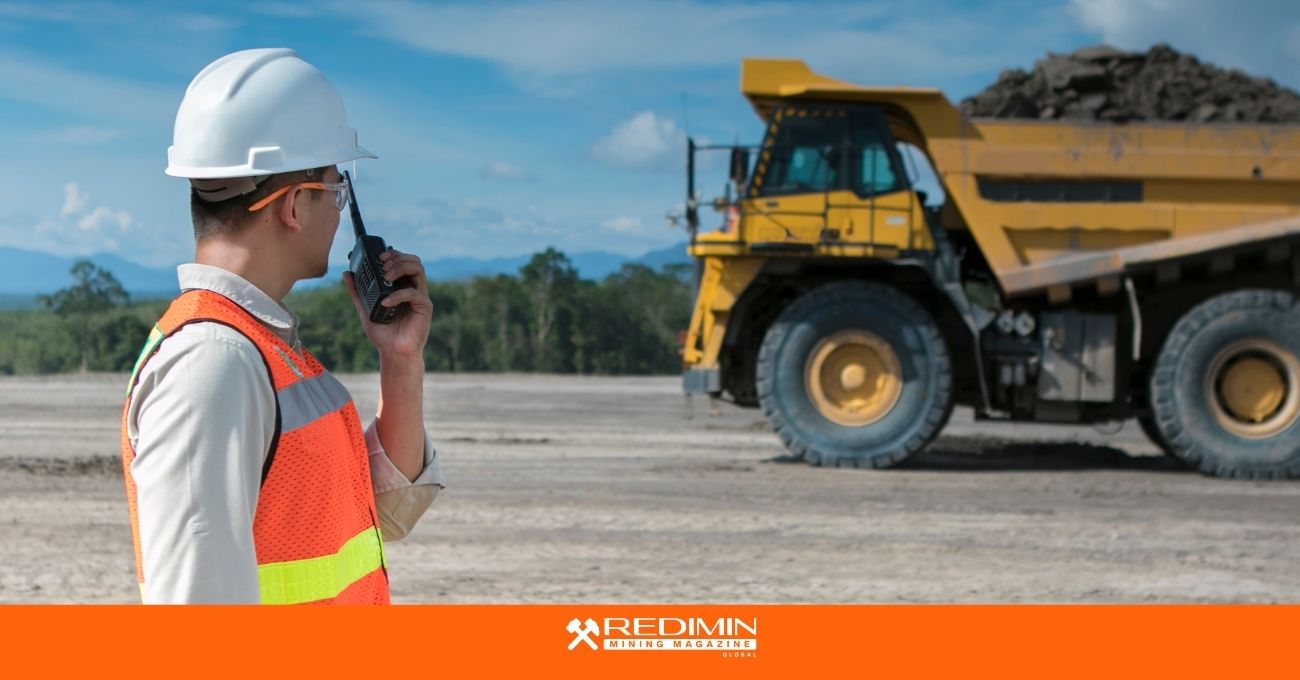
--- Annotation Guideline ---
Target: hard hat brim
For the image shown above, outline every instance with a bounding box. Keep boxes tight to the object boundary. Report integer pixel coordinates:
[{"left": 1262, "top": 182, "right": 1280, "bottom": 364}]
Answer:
[{"left": 166, "top": 145, "right": 377, "bottom": 179}]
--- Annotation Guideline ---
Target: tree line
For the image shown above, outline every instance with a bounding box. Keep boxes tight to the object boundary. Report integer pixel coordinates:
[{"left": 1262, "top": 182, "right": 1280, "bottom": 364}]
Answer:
[{"left": 0, "top": 249, "right": 696, "bottom": 376}]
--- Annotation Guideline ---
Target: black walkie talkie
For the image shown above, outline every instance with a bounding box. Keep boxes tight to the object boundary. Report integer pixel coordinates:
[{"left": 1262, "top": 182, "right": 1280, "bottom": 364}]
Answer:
[{"left": 345, "top": 170, "right": 405, "bottom": 324}]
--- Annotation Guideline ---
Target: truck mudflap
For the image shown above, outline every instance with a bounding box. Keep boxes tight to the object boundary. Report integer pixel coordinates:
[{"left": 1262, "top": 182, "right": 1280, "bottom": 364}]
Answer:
[{"left": 997, "top": 214, "right": 1300, "bottom": 299}]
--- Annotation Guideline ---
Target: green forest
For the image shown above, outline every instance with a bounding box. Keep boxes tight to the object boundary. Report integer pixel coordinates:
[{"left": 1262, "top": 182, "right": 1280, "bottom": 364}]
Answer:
[{"left": 0, "top": 249, "right": 696, "bottom": 376}]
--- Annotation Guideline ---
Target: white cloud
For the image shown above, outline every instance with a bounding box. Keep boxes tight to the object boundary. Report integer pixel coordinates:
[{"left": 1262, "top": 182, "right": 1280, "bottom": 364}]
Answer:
[
  {"left": 340, "top": 191, "right": 679, "bottom": 261},
  {"left": 251, "top": 3, "right": 320, "bottom": 19},
  {"left": 592, "top": 112, "right": 685, "bottom": 170},
  {"left": 1069, "top": 0, "right": 1188, "bottom": 42},
  {"left": 1068, "top": 0, "right": 1300, "bottom": 88},
  {"left": 602, "top": 216, "right": 642, "bottom": 233},
  {"left": 334, "top": 0, "right": 1083, "bottom": 97},
  {"left": 61, "top": 182, "right": 88, "bottom": 219},
  {"left": 481, "top": 161, "right": 534, "bottom": 181},
  {"left": 0, "top": 49, "right": 177, "bottom": 123},
  {"left": 340, "top": 0, "right": 880, "bottom": 78},
  {"left": 42, "top": 125, "right": 121, "bottom": 145},
  {"left": 0, "top": 2, "right": 80, "bottom": 22},
  {"left": 368, "top": 197, "right": 566, "bottom": 240},
  {"left": 14, "top": 181, "right": 137, "bottom": 256},
  {"left": 322, "top": 0, "right": 1300, "bottom": 101},
  {"left": 76, "top": 206, "right": 132, "bottom": 232},
  {"left": 0, "top": 2, "right": 216, "bottom": 27},
  {"left": 172, "top": 13, "right": 242, "bottom": 32}
]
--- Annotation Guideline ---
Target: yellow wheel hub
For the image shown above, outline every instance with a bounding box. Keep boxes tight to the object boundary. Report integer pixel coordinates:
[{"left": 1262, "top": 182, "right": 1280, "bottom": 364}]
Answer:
[
  {"left": 1205, "top": 338, "right": 1300, "bottom": 439},
  {"left": 1220, "top": 357, "right": 1285, "bottom": 422},
  {"left": 805, "top": 330, "right": 902, "bottom": 427}
]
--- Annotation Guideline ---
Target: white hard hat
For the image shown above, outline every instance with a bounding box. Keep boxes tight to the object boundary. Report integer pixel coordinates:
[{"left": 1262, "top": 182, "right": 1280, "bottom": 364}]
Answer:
[{"left": 166, "top": 48, "right": 375, "bottom": 186}]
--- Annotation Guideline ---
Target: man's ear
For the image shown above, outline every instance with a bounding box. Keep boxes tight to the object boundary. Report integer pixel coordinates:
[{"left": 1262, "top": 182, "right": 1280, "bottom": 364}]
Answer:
[{"left": 278, "top": 185, "right": 302, "bottom": 233}]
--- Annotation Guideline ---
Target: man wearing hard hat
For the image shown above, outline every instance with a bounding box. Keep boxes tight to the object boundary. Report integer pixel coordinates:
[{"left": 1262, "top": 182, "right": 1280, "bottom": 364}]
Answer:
[{"left": 119, "top": 49, "right": 445, "bottom": 604}]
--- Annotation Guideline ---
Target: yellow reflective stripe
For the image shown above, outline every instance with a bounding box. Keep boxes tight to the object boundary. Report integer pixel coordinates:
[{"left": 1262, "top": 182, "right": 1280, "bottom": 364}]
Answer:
[
  {"left": 126, "top": 325, "right": 165, "bottom": 396},
  {"left": 258, "top": 527, "right": 384, "bottom": 604}
]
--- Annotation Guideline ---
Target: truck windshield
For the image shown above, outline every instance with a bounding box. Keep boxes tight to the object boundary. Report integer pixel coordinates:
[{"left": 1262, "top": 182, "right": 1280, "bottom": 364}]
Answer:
[
  {"left": 760, "top": 114, "right": 842, "bottom": 195},
  {"left": 752, "top": 106, "right": 906, "bottom": 199}
]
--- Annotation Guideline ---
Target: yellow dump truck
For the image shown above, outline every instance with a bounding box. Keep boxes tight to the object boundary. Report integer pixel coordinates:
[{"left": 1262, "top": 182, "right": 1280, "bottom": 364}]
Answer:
[{"left": 680, "top": 59, "right": 1300, "bottom": 478}]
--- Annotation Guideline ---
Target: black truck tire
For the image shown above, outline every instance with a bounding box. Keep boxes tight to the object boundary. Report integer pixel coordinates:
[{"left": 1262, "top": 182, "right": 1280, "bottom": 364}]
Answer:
[
  {"left": 756, "top": 282, "right": 953, "bottom": 468},
  {"left": 1136, "top": 414, "right": 1172, "bottom": 455},
  {"left": 1150, "top": 289, "right": 1300, "bottom": 479}
]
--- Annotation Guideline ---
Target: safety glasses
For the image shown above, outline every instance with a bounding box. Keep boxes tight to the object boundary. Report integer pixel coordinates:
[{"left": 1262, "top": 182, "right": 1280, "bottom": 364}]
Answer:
[{"left": 247, "top": 176, "right": 351, "bottom": 212}]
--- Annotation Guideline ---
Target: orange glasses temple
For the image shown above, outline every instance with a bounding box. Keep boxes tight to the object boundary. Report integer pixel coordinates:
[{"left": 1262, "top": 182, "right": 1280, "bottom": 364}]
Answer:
[{"left": 247, "top": 182, "right": 328, "bottom": 212}]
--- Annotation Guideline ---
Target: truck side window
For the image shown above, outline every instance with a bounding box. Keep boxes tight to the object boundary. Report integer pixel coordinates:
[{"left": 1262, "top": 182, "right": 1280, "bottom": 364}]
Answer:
[
  {"left": 849, "top": 110, "right": 904, "bottom": 197},
  {"left": 860, "top": 146, "right": 897, "bottom": 194}
]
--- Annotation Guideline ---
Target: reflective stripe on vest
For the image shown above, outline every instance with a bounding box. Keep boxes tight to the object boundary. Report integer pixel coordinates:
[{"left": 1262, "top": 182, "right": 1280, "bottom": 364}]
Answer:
[
  {"left": 121, "top": 289, "right": 390, "bottom": 605},
  {"left": 278, "top": 373, "right": 352, "bottom": 433},
  {"left": 259, "top": 526, "right": 387, "bottom": 605}
]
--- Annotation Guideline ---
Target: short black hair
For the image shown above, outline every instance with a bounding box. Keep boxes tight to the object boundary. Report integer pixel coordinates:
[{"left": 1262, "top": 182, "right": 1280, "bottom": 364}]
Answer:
[{"left": 190, "top": 166, "right": 330, "bottom": 241}]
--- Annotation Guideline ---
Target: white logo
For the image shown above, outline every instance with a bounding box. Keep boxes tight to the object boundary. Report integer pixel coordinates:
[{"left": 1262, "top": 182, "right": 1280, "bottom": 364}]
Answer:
[
  {"left": 567, "top": 617, "right": 599, "bottom": 651},
  {"left": 564, "top": 616, "right": 758, "bottom": 653}
]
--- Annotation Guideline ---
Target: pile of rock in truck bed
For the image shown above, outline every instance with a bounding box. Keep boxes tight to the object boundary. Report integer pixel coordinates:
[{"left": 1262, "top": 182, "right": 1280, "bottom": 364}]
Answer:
[{"left": 959, "top": 43, "right": 1300, "bottom": 123}]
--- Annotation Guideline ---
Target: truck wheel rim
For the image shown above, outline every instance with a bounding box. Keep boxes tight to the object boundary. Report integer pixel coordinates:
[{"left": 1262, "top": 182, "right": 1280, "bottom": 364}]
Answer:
[
  {"left": 1203, "top": 338, "right": 1300, "bottom": 439},
  {"left": 805, "top": 330, "right": 903, "bottom": 427}
]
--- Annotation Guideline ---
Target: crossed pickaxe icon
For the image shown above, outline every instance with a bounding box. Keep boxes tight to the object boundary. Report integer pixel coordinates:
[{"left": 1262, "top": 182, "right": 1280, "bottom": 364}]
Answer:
[{"left": 566, "top": 617, "right": 599, "bottom": 651}]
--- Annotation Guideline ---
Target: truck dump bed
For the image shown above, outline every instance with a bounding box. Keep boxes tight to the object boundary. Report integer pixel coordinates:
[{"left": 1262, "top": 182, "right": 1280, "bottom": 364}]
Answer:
[{"left": 741, "top": 60, "right": 1300, "bottom": 300}]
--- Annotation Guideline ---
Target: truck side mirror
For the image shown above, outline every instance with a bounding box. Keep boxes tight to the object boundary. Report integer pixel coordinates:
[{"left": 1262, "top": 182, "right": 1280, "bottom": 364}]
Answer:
[{"left": 729, "top": 146, "right": 750, "bottom": 186}]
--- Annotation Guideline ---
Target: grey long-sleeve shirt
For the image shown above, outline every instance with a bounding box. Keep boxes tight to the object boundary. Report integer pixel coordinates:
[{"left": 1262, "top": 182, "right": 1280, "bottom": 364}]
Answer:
[{"left": 124, "top": 264, "right": 446, "bottom": 603}]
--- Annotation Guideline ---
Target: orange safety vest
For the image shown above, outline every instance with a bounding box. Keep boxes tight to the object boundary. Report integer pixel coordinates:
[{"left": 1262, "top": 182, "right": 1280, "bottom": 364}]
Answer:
[{"left": 120, "top": 289, "right": 389, "bottom": 604}]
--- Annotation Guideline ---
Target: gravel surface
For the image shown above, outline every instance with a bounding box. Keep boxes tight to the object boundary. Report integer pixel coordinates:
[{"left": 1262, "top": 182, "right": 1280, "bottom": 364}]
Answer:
[{"left": 0, "top": 372, "right": 1296, "bottom": 603}]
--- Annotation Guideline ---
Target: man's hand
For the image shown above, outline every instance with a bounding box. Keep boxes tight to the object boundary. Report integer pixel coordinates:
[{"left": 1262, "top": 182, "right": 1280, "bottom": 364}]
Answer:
[
  {"left": 343, "top": 249, "right": 431, "bottom": 481},
  {"left": 343, "top": 249, "right": 432, "bottom": 360}
]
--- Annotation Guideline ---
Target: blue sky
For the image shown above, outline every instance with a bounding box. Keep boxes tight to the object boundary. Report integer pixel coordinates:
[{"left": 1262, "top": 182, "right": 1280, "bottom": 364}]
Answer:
[{"left": 1, "top": 0, "right": 1298, "bottom": 268}]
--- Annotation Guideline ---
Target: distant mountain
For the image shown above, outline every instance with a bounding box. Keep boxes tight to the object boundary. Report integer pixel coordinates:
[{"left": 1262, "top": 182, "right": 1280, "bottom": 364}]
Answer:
[
  {"left": 632, "top": 242, "right": 693, "bottom": 272},
  {"left": 0, "top": 247, "right": 179, "bottom": 297},
  {"left": 0, "top": 293, "right": 41, "bottom": 310},
  {"left": 0, "top": 242, "right": 691, "bottom": 306}
]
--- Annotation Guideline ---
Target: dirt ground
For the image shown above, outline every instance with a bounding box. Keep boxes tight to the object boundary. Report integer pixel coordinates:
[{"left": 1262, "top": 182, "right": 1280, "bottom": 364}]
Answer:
[{"left": 0, "top": 372, "right": 1296, "bottom": 603}]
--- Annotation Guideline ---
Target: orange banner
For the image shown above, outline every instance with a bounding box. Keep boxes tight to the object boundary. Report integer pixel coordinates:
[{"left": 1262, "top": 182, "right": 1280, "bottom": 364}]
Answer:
[{"left": 1, "top": 604, "right": 1293, "bottom": 678}]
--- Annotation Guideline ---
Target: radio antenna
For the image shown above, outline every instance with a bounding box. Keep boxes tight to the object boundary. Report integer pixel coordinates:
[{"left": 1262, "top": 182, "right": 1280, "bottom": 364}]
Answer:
[
  {"left": 680, "top": 92, "right": 692, "bottom": 138},
  {"left": 343, "top": 169, "right": 367, "bottom": 238}
]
